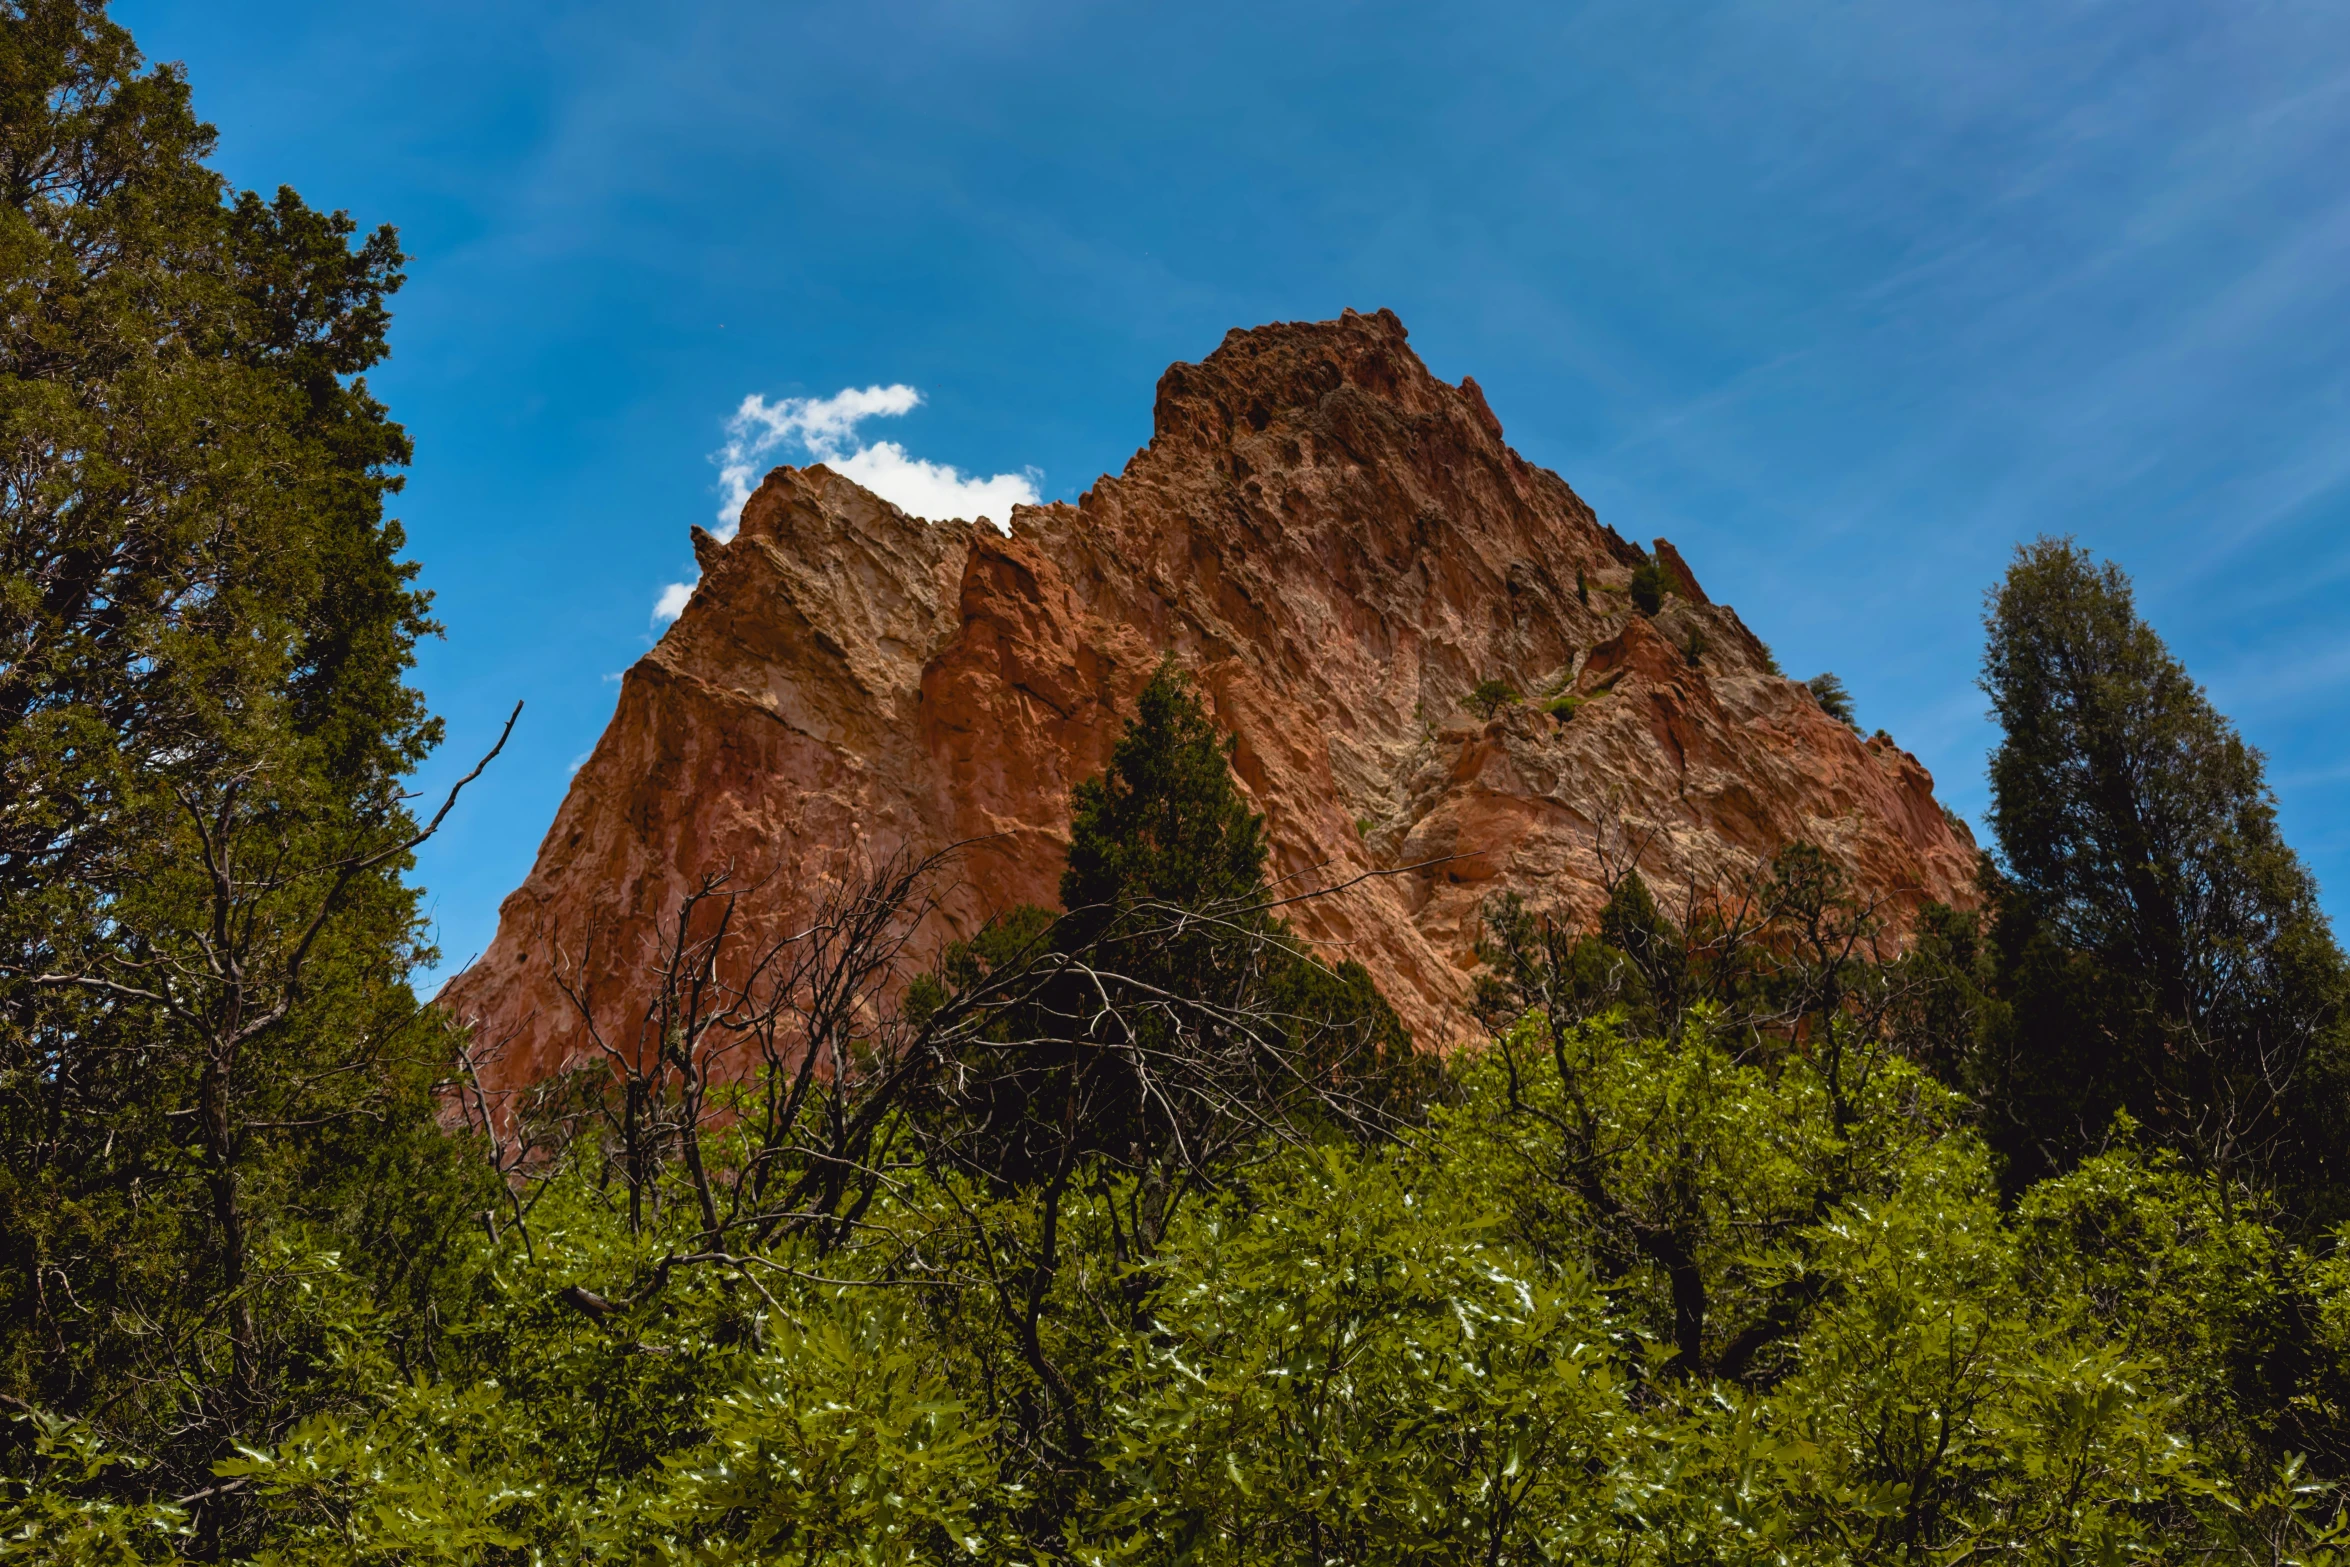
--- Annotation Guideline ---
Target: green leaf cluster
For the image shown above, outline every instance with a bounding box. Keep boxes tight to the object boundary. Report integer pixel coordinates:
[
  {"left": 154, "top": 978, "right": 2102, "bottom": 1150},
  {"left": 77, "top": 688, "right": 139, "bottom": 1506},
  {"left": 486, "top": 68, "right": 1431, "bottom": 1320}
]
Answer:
[{"left": 17, "top": 1012, "right": 2350, "bottom": 1563}]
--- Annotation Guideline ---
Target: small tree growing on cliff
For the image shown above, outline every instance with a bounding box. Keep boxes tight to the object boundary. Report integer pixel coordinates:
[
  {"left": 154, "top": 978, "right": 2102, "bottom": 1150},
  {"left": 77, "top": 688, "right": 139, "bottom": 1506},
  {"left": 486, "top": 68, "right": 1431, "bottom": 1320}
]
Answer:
[
  {"left": 1464, "top": 678, "right": 1522, "bottom": 720},
  {"left": 1629, "top": 558, "right": 1672, "bottom": 616},
  {"left": 1807, "top": 672, "right": 1859, "bottom": 729}
]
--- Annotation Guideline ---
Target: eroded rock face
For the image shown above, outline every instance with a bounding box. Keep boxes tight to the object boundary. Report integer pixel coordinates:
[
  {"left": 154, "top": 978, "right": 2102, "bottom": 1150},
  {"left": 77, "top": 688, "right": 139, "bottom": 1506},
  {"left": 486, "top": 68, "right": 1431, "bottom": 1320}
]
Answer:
[{"left": 443, "top": 309, "right": 1978, "bottom": 1085}]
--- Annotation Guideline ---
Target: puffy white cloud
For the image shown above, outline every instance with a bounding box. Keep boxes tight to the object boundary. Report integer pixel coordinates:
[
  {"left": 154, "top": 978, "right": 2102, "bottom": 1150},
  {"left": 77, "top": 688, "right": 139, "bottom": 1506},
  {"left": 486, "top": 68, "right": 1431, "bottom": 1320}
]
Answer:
[
  {"left": 662, "top": 382, "right": 1039, "bottom": 630},
  {"left": 830, "top": 441, "right": 1042, "bottom": 529},
  {"left": 711, "top": 382, "right": 1039, "bottom": 537}
]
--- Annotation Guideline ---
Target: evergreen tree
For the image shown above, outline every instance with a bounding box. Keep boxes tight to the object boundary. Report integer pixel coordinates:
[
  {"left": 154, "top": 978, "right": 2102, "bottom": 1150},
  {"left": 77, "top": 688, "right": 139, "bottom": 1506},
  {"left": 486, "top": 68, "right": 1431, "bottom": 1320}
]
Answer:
[
  {"left": 1059, "top": 660, "right": 1271, "bottom": 939},
  {"left": 1597, "top": 868, "right": 1686, "bottom": 1017},
  {"left": 1978, "top": 538, "right": 2349, "bottom": 1209},
  {"left": 1461, "top": 677, "right": 1520, "bottom": 720},
  {"left": 1062, "top": 659, "right": 1416, "bottom": 1104},
  {"left": 944, "top": 660, "right": 1417, "bottom": 1191},
  {"left": 1628, "top": 556, "right": 1670, "bottom": 615},
  {"left": 1806, "top": 671, "right": 1858, "bottom": 728},
  {"left": 0, "top": 1, "right": 490, "bottom": 1530},
  {"left": 1888, "top": 900, "right": 2004, "bottom": 1089}
]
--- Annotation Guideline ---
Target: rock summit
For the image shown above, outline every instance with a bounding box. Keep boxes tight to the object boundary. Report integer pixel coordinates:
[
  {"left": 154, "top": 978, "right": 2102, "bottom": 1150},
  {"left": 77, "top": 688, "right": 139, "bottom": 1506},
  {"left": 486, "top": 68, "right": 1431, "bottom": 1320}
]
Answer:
[{"left": 443, "top": 309, "right": 1978, "bottom": 1086}]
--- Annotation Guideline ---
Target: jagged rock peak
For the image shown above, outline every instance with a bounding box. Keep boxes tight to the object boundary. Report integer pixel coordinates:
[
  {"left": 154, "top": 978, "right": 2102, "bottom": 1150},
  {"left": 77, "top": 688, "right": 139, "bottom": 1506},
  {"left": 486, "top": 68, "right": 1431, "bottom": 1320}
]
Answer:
[{"left": 442, "top": 311, "right": 1978, "bottom": 1090}]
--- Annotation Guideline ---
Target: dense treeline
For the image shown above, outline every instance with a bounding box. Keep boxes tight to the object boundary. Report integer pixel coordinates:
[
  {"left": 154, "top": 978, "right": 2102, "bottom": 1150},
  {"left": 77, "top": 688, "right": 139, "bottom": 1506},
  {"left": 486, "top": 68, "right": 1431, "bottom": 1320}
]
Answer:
[{"left": 9, "top": 4, "right": 2350, "bottom": 1560}]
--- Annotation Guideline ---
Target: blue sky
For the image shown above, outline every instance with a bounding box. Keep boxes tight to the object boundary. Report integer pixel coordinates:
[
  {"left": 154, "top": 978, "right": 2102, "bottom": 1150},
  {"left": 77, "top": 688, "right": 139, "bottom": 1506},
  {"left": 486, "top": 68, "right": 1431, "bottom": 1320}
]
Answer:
[{"left": 116, "top": 0, "right": 2350, "bottom": 984}]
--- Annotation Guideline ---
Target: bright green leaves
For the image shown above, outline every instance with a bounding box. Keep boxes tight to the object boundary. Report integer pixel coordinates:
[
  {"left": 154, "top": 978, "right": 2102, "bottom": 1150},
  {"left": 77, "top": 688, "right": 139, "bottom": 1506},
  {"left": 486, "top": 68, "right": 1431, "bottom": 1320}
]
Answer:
[
  {"left": 1075, "top": 1011, "right": 2339, "bottom": 1564},
  {"left": 209, "top": 1299, "right": 1009, "bottom": 1566},
  {"left": 5, "top": 1009, "right": 2339, "bottom": 1562},
  {"left": 0, "top": 1411, "right": 191, "bottom": 1564},
  {"left": 1091, "top": 1147, "right": 1624, "bottom": 1564},
  {"left": 661, "top": 1303, "right": 1009, "bottom": 1564},
  {"left": 211, "top": 1386, "right": 544, "bottom": 1566}
]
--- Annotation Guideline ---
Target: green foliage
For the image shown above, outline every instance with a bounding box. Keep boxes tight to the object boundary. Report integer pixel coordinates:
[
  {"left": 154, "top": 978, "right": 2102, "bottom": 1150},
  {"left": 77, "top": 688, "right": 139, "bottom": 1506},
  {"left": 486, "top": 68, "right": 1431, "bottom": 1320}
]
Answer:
[
  {"left": 0, "top": 1, "right": 488, "bottom": 1537},
  {"left": 1061, "top": 660, "right": 1267, "bottom": 934},
  {"left": 0, "top": 1411, "right": 191, "bottom": 1563},
  {"left": 202, "top": 1276, "right": 1015, "bottom": 1566},
  {"left": 1540, "top": 692, "right": 1582, "bottom": 721},
  {"left": 1596, "top": 869, "right": 1687, "bottom": 1019},
  {"left": 1979, "top": 539, "right": 2350, "bottom": 1209},
  {"left": 1478, "top": 849, "right": 1875, "bottom": 1049},
  {"left": 1462, "top": 677, "right": 1521, "bottom": 719},
  {"left": 661, "top": 1303, "right": 1011, "bottom": 1563},
  {"left": 1628, "top": 557, "right": 1671, "bottom": 615},
  {"left": 58, "top": 1012, "right": 2334, "bottom": 1564},
  {"left": 1888, "top": 901, "right": 2005, "bottom": 1088},
  {"left": 2016, "top": 1137, "right": 2350, "bottom": 1479},
  {"left": 1091, "top": 1146, "right": 1624, "bottom": 1563},
  {"left": 1807, "top": 671, "right": 1858, "bottom": 727}
]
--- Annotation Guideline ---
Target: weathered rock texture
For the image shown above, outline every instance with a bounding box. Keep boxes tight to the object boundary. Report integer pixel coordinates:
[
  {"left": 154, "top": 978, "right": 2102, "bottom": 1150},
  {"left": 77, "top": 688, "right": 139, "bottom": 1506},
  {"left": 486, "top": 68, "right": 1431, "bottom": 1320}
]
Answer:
[{"left": 443, "top": 309, "right": 1978, "bottom": 1087}]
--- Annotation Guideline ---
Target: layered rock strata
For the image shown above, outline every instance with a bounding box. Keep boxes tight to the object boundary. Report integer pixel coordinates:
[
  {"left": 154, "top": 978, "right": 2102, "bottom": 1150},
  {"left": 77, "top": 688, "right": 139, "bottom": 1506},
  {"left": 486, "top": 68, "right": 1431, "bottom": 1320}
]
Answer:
[{"left": 444, "top": 309, "right": 1977, "bottom": 1086}]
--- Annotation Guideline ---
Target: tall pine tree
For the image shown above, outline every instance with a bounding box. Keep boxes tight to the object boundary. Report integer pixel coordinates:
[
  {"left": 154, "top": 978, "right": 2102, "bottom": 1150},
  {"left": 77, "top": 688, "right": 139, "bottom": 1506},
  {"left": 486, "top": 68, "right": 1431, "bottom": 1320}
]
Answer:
[{"left": 1978, "top": 538, "right": 2349, "bottom": 1211}]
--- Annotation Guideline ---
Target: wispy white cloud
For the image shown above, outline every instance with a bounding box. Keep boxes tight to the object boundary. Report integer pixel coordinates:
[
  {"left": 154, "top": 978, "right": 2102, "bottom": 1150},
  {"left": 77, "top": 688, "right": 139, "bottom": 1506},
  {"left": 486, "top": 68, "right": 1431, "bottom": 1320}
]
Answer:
[
  {"left": 712, "top": 384, "right": 1039, "bottom": 538},
  {"left": 652, "top": 579, "right": 694, "bottom": 625}
]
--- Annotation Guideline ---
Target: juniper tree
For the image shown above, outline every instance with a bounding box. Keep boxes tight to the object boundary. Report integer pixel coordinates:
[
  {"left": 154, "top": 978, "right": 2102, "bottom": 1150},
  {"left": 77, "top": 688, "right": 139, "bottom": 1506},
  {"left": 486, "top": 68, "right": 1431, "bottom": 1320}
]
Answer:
[
  {"left": 946, "top": 659, "right": 1416, "bottom": 1197},
  {"left": 0, "top": 1, "right": 492, "bottom": 1526},
  {"left": 1978, "top": 538, "right": 2349, "bottom": 1210},
  {"left": 1806, "top": 671, "right": 1858, "bottom": 728},
  {"left": 1629, "top": 556, "right": 1670, "bottom": 615}
]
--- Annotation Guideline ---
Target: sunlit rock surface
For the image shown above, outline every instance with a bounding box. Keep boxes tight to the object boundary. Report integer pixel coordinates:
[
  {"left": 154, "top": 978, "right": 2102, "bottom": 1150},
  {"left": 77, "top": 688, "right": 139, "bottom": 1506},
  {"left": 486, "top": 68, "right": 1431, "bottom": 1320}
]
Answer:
[{"left": 443, "top": 309, "right": 1977, "bottom": 1086}]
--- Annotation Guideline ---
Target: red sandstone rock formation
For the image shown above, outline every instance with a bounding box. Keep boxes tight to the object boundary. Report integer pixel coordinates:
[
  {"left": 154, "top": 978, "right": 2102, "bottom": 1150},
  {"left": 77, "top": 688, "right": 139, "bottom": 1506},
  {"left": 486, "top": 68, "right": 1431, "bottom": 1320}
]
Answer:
[{"left": 442, "top": 309, "right": 1978, "bottom": 1087}]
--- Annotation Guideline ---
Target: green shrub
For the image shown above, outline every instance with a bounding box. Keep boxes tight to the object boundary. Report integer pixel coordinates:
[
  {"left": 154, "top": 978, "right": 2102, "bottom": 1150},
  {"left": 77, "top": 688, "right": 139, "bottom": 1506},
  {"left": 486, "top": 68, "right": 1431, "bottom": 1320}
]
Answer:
[
  {"left": 1541, "top": 693, "right": 1582, "bottom": 722},
  {"left": 1463, "top": 678, "right": 1522, "bottom": 719},
  {"left": 1806, "top": 671, "right": 1858, "bottom": 728},
  {"left": 1628, "top": 558, "right": 1670, "bottom": 615}
]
